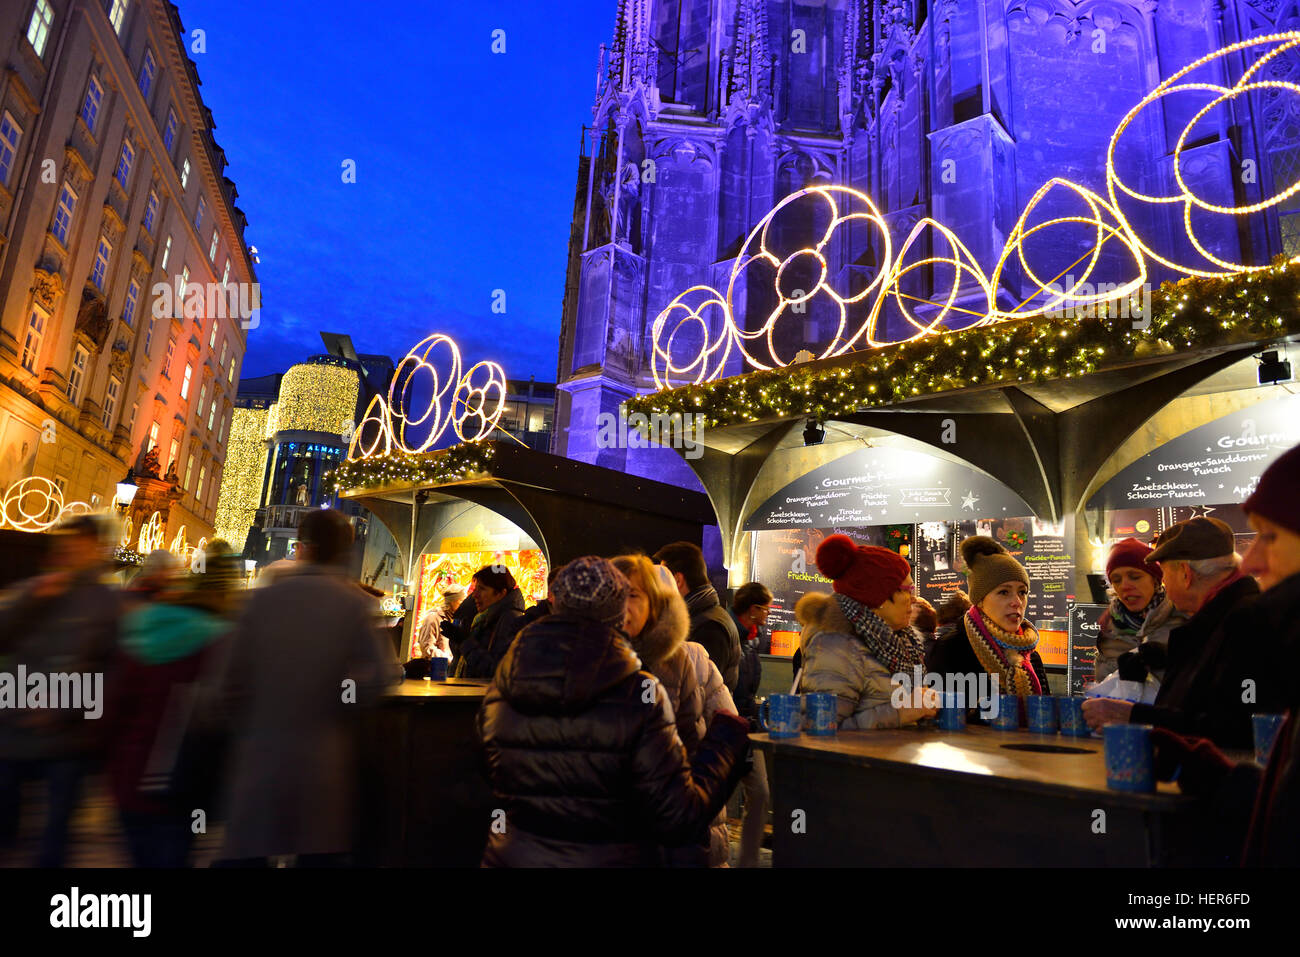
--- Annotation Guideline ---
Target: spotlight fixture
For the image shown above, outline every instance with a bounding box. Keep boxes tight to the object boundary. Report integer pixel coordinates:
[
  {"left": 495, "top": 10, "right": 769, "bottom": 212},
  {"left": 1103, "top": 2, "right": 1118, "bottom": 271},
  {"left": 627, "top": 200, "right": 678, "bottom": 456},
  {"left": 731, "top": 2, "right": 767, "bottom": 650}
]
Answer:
[
  {"left": 1258, "top": 350, "right": 1292, "bottom": 386},
  {"left": 803, "top": 419, "right": 825, "bottom": 446}
]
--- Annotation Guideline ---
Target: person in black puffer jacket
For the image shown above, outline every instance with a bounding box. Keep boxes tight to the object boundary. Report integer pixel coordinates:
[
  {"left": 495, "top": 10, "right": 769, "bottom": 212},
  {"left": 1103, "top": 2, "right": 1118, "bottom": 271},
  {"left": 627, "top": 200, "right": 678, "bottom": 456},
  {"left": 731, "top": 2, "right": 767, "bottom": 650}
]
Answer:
[{"left": 476, "top": 556, "right": 751, "bottom": 867}]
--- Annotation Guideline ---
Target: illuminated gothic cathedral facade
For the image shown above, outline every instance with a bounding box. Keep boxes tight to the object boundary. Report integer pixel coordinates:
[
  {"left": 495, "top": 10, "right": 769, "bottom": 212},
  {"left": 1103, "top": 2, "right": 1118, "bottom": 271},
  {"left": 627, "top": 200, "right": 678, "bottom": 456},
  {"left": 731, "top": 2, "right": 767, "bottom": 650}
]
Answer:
[{"left": 552, "top": 0, "right": 1300, "bottom": 486}]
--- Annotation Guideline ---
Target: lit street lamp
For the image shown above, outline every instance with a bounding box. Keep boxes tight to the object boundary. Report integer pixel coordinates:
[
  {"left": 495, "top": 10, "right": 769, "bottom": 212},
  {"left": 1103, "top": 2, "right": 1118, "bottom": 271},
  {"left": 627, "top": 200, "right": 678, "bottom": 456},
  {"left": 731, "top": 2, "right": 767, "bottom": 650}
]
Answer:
[{"left": 115, "top": 469, "right": 139, "bottom": 514}]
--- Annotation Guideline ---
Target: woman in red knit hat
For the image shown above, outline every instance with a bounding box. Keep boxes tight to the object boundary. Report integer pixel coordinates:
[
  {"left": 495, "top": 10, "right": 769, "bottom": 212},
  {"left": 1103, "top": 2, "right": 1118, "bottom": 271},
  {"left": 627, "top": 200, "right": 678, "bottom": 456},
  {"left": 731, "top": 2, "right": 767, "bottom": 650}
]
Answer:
[
  {"left": 797, "top": 534, "right": 938, "bottom": 729},
  {"left": 1095, "top": 537, "right": 1187, "bottom": 684}
]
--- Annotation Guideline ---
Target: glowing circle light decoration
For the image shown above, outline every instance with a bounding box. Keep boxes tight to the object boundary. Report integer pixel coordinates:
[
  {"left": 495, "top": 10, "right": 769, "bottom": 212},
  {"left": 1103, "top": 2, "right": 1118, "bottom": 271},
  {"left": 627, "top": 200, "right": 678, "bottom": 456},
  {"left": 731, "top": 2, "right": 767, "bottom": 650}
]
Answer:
[
  {"left": 347, "top": 333, "right": 507, "bottom": 462},
  {"left": 1, "top": 477, "right": 65, "bottom": 532},
  {"left": 650, "top": 31, "right": 1300, "bottom": 389},
  {"left": 137, "top": 511, "right": 165, "bottom": 553}
]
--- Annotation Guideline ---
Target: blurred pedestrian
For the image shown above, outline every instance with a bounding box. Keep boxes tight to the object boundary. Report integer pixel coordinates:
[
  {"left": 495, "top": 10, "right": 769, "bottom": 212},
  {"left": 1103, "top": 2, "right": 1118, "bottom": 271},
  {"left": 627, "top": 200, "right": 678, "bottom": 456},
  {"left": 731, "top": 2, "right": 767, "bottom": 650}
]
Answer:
[
  {"left": 477, "top": 556, "right": 750, "bottom": 866},
  {"left": 728, "top": 581, "right": 771, "bottom": 868},
  {"left": 0, "top": 515, "right": 121, "bottom": 867},
  {"left": 654, "top": 542, "right": 740, "bottom": 693},
  {"left": 122, "top": 550, "right": 181, "bottom": 611},
  {"left": 103, "top": 542, "right": 243, "bottom": 867},
  {"left": 799, "top": 535, "right": 937, "bottom": 728},
  {"left": 213, "top": 509, "right": 399, "bottom": 866},
  {"left": 453, "top": 566, "right": 525, "bottom": 679},
  {"left": 613, "top": 555, "right": 735, "bottom": 866}
]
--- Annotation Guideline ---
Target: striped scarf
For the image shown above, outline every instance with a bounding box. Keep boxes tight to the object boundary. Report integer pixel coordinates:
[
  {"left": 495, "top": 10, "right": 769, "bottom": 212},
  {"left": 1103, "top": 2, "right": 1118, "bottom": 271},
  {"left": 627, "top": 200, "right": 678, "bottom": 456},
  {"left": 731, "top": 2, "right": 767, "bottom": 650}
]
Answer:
[
  {"left": 836, "top": 593, "right": 925, "bottom": 675},
  {"left": 963, "top": 606, "right": 1042, "bottom": 698}
]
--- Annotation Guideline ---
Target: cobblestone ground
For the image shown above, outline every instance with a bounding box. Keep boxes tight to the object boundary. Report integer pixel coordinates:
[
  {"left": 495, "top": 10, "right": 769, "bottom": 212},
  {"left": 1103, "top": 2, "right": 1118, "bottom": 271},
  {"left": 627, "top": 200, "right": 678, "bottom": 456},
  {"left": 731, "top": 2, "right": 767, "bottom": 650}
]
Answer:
[{"left": 2, "top": 775, "right": 772, "bottom": 868}]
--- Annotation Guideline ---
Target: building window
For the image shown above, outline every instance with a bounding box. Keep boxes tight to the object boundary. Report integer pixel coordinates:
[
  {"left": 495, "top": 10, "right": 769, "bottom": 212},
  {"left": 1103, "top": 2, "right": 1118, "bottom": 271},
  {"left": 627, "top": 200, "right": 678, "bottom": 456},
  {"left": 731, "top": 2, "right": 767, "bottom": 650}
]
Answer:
[
  {"left": 81, "top": 76, "right": 104, "bottom": 134},
  {"left": 107, "top": 0, "right": 128, "bottom": 35},
  {"left": 138, "top": 49, "right": 155, "bottom": 100},
  {"left": 164, "top": 336, "right": 175, "bottom": 377},
  {"left": 92, "top": 237, "right": 112, "bottom": 289},
  {"left": 219, "top": 338, "right": 228, "bottom": 369},
  {"left": 123, "top": 278, "right": 139, "bottom": 327},
  {"left": 227, "top": 357, "right": 236, "bottom": 384},
  {"left": 163, "top": 109, "right": 177, "bottom": 152},
  {"left": 218, "top": 410, "right": 227, "bottom": 443},
  {"left": 209, "top": 229, "right": 219, "bottom": 262},
  {"left": 148, "top": 421, "right": 159, "bottom": 451},
  {"left": 115, "top": 139, "right": 134, "bottom": 188},
  {"left": 160, "top": 234, "right": 171, "bottom": 270},
  {"left": 143, "top": 190, "right": 158, "bottom": 233},
  {"left": 0, "top": 112, "right": 22, "bottom": 187},
  {"left": 195, "top": 196, "right": 205, "bottom": 230},
  {"left": 128, "top": 401, "right": 138, "bottom": 433},
  {"left": 21, "top": 305, "right": 48, "bottom": 372},
  {"left": 208, "top": 322, "right": 217, "bottom": 350},
  {"left": 197, "top": 464, "right": 206, "bottom": 501},
  {"left": 27, "top": 1, "right": 54, "bottom": 58},
  {"left": 221, "top": 258, "right": 231, "bottom": 286},
  {"left": 67, "top": 345, "right": 88, "bottom": 404},
  {"left": 102, "top": 377, "right": 120, "bottom": 429},
  {"left": 52, "top": 182, "right": 76, "bottom": 245},
  {"left": 180, "top": 158, "right": 190, "bottom": 190},
  {"left": 207, "top": 397, "right": 218, "bottom": 430},
  {"left": 181, "top": 363, "right": 192, "bottom": 400},
  {"left": 144, "top": 315, "right": 155, "bottom": 354},
  {"left": 197, "top": 381, "right": 207, "bottom": 416},
  {"left": 183, "top": 453, "right": 194, "bottom": 490},
  {"left": 168, "top": 438, "right": 179, "bottom": 471}
]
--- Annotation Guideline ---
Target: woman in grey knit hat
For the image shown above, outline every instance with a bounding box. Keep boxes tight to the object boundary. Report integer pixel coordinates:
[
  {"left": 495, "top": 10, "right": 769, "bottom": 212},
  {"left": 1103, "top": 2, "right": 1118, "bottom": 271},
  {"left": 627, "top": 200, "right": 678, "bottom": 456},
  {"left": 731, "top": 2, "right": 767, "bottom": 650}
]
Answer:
[{"left": 925, "top": 536, "right": 1050, "bottom": 724}]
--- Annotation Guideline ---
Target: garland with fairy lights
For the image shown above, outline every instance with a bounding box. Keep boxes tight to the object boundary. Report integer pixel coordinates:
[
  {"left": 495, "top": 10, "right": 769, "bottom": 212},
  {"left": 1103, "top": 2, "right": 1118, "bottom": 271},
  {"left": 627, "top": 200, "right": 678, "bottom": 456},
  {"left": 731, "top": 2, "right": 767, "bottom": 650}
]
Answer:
[
  {"left": 625, "top": 260, "right": 1300, "bottom": 428},
  {"left": 330, "top": 441, "right": 497, "bottom": 493}
]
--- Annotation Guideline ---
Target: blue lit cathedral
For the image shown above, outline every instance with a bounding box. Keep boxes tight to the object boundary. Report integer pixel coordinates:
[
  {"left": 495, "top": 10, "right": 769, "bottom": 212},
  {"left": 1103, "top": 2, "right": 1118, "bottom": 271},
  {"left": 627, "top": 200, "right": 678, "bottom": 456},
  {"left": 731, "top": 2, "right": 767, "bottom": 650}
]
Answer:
[{"left": 553, "top": 0, "right": 1300, "bottom": 485}]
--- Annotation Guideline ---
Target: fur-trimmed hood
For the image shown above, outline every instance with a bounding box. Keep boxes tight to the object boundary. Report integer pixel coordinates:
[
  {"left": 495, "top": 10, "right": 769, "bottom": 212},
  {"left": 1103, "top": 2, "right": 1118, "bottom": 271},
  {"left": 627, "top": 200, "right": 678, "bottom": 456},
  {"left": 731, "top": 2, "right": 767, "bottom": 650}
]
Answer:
[
  {"left": 627, "top": 590, "right": 690, "bottom": 669},
  {"left": 795, "top": 592, "right": 853, "bottom": 646}
]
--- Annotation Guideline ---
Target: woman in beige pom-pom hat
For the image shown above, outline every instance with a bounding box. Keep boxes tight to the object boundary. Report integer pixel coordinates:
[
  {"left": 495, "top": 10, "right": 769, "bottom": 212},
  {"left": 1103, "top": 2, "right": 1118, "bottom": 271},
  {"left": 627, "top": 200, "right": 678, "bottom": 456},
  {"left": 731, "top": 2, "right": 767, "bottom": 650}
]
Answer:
[{"left": 926, "top": 536, "right": 1050, "bottom": 723}]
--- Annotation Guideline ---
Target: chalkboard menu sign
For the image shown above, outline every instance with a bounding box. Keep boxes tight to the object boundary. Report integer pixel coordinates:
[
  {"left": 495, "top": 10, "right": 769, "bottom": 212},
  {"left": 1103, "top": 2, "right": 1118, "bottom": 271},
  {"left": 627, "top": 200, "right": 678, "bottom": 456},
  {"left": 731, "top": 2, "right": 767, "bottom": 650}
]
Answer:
[{"left": 1068, "top": 603, "right": 1106, "bottom": 695}]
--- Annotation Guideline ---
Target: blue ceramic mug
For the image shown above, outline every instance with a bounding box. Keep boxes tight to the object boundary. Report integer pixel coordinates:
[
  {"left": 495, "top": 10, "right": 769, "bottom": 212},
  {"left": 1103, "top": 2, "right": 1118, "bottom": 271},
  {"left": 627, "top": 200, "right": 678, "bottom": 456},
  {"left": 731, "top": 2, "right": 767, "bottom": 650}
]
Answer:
[
  {"left": 428, "top": 657, "right": 448, "bottom": 681},
  {"left": 1057, "top": 695, "right": 1091, "bottom": 737},
  {"left": 1253, "top": 713, "right": 1286, "bottom": 766},
  {"left": 991, "top": 693, "right": 1020, "bottom": 731},
  {"left": 761, "top": 693, "right": 802, "bottom": 738},
  {"left": 803, "top": 692, "right": 838, "bottom": 736},
  {"left": 937, "top": 692, "right": 967, "bottom": 731},
  {"left": 1026, "top": 695, "right": 1057, "bottom": 734},
  {"left": 1104, "top": 724, "right": 1155, "bottom": 793}
]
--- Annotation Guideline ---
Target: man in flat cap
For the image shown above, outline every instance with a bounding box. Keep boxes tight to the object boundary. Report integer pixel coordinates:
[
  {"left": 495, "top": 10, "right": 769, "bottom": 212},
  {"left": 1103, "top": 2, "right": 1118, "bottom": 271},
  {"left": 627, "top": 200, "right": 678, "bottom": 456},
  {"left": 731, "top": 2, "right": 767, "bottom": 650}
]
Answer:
[{"left": 1083, "top": 516, "right": 1275, "bottom": 748}]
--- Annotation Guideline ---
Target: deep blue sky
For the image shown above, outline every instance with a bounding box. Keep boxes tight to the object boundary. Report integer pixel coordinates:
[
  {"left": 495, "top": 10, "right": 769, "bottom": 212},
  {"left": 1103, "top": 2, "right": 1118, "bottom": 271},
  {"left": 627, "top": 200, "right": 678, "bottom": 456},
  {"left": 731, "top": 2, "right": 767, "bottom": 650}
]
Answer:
[{"left": 178, "top": 0, "right": 613, "bottom": 382}]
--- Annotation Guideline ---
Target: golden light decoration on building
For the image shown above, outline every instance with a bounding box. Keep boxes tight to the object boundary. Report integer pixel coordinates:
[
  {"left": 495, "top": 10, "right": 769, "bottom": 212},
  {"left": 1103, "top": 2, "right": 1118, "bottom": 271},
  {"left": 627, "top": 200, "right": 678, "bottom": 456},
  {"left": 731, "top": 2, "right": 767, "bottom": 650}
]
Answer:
[
  {"left": 119, "top": 514, "right": 134, "bottom": 549},
  {"left": 649, "top": 31, "right": 1300, "bottom": 389},
  {"left": 137, "top": 511, "right": 165, "bottom": 553},
  {"left": 346, "top": 333, "right": 506, "bottom": 462},
  {"left": 214, "top": 405, "right": 270, "bottom": 553},
  {"left": 0, "top": 477, "right": 65, "bottom": 532},
  {"left": 270, "top": 362, "right": 361, "bottom": 436}
]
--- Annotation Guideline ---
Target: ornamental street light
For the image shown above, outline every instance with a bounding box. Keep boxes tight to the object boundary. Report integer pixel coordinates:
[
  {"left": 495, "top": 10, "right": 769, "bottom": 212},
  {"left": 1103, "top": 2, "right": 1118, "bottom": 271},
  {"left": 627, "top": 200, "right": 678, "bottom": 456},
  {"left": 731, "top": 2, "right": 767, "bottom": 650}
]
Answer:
[{"left": 114, "top": 469, "right": 139, "bottom": 513}]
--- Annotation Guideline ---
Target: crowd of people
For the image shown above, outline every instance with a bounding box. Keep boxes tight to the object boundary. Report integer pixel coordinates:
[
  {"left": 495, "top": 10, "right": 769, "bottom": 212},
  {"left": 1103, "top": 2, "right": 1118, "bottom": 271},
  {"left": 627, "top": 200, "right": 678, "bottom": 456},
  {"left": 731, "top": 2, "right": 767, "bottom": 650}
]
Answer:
[{"left": 1, "top": 443, "right": 1298, "bottom": 868}]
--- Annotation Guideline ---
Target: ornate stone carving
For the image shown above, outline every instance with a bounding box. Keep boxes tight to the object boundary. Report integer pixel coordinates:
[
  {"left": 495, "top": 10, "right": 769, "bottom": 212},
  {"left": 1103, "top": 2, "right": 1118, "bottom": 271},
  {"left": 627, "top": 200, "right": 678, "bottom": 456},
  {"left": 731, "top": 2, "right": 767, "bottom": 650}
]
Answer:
[
  {"left": 31, "top": 269, "right": 64, "bottom": 310},
  {"left": 109, "top": 338, "right": 131, "bottom": 380},
  {"left": 75, "top": 286, "right": 111, "bottom": 351}
]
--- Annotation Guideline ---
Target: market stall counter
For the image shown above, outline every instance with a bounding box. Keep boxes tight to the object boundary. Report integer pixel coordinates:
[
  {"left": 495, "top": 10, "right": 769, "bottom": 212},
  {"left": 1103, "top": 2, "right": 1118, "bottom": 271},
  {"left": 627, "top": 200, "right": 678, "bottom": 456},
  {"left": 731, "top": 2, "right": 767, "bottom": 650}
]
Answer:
[
  {"left": 356, "top": 679, "right": 494, "bottom": 866},
  {"left": 751, "top": 726, "right": 1215, "bottom": 867}
]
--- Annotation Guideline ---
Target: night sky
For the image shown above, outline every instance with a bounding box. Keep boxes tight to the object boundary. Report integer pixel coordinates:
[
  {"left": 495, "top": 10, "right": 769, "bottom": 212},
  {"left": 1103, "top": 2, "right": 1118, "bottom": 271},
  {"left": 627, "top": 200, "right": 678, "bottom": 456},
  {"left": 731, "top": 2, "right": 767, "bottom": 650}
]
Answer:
[{"left": 177, "top": 0, "right": 613, "bottom": 382}]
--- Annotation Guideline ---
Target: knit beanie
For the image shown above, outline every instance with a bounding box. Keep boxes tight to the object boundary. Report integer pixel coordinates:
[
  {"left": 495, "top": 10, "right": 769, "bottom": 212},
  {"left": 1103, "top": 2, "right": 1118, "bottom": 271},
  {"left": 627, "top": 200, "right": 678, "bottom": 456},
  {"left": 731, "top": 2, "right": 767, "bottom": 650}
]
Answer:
[
  {"left": 1105, "top": 537, "right": 1162, "bottom": 584},
  {"left": 815, "top": 534, "right": 911, "bottom": 609},
  {"left": 1244, "top": 443, "right": 1300, "bottom": 536},
  {"left": 960, "top": 536, "right": 1030, "bottom": 606},
  {"left": 550, "top": 556, "right": 630, "bottom": 628}
]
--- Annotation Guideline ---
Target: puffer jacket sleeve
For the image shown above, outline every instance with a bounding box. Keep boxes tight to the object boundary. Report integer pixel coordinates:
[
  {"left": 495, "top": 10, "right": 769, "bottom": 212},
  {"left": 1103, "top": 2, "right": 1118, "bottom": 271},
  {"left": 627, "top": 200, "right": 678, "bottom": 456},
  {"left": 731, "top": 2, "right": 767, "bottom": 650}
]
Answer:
[
  {"left": 691, "top": 647, "right": 736, "bottom": 726},
  {"left": 631, "top": 682, "right": 750, "bottom": 846},
  {"left": 800, "top": 631, "right": 884, "bottom": 728}
]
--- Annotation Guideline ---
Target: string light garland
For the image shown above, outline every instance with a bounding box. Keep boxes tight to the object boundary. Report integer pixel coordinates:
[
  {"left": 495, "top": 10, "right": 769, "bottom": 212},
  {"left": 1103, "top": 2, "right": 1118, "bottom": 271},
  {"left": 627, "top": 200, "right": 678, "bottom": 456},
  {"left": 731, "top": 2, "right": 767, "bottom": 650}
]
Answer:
[
  {"left": 648, "top": 31, "right": 1300, "bottom": 388},
  {"left": 627, "top": 259, "right": 1300, "bottom": 427},
  {"left": 331, "top": 442, "right": 497, "bottom": 493},
  {"left": 271, "top": 361, "right": 361, "bottom": 436}
]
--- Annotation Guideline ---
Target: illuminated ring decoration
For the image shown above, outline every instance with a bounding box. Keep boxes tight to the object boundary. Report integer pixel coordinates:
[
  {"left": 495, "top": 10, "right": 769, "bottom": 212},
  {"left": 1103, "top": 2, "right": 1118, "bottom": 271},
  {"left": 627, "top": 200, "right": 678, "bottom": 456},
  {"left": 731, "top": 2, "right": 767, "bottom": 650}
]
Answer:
[
  {"left": 453, "top": 361, "right": 508, "bottom": 443},
  {"left": 1, "top": 477, "right": 65, "bottom": 532},
  {"left": 138, "top": 511, "right": 165, "bottom": 553},
  {"left": 119, "top": 515, "right": 134, "bottom": 549},
  {"left": 346, "top": 333, "right": 508, "bottom": 462},
  {"left": 648, "top": 31, "right": 1300, "bottom": 388}
]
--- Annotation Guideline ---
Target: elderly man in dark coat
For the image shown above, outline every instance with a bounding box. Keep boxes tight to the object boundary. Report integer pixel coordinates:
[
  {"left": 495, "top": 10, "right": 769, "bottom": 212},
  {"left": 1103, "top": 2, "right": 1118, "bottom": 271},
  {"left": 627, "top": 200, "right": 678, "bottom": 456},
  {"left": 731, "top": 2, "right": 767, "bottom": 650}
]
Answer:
[{"left": 213, "top": 508, "right": 398, "bottom": 865}]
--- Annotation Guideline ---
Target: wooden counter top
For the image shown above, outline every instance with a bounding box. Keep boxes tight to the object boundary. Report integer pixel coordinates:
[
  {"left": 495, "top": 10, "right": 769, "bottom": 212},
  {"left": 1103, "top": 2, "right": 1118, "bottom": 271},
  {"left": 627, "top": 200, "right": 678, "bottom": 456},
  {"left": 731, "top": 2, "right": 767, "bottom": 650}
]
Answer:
[
  {"left": 384, "top": 678, "right": 490, "bottom": 701},
  {"left": 751, "top": 725, "right": 1193, "bottom": 810}
]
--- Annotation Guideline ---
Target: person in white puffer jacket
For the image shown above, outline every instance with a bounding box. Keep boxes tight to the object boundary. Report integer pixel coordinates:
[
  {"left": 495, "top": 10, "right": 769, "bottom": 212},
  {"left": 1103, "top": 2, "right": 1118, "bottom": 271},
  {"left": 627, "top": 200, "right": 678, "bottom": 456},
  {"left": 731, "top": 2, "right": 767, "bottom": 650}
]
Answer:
[{"left": 613, "top": 554, "right": 737, "bottom": 866}]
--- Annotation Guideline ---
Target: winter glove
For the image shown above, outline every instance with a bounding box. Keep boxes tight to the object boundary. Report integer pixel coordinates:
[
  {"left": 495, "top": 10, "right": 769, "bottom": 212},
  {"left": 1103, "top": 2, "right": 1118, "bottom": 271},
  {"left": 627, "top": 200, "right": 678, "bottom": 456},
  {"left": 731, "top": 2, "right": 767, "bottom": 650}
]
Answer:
[
  {"left": 1117, "top": 649, "right": 1149, "bottom": 683},
  {"left": 1137, "top": 641, "right": 1167, "bottom": 672},
  {"left": 1150, "top": 727, "right": 1234, "bottom": 796}
]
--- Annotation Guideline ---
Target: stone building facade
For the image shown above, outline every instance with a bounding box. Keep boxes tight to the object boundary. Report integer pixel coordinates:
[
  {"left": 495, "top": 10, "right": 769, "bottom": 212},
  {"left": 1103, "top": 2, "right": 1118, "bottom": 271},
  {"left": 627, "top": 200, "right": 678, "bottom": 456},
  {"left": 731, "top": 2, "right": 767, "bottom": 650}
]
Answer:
[
  {"left": 0, "top": 0, "right": 256, "bottom": 544},
  {"left": 553, "top": 0, "right": 1299, "bottom": 484}
]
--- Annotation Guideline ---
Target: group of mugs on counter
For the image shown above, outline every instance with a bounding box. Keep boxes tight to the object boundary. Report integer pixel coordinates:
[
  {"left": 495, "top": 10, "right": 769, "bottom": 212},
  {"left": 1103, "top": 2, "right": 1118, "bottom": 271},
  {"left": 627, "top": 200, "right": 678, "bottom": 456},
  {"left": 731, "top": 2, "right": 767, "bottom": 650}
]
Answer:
[{"left": 757, "top": 691, "right": 1287, "bottom": 795}]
